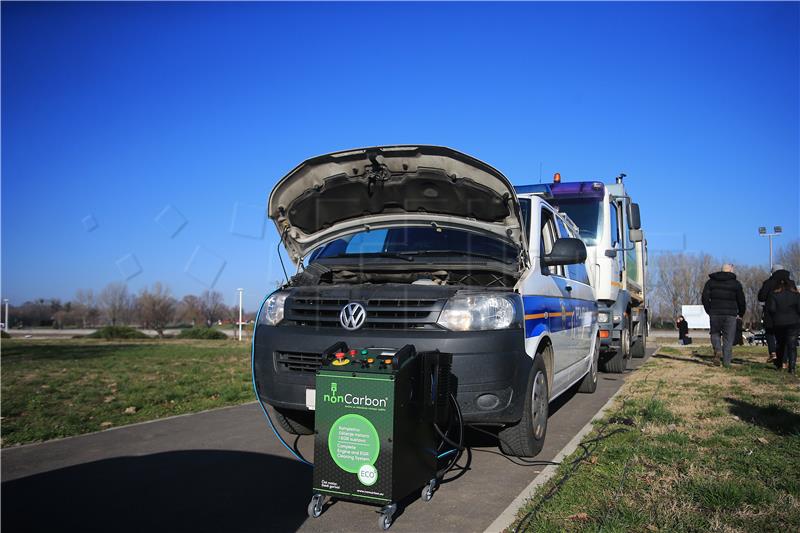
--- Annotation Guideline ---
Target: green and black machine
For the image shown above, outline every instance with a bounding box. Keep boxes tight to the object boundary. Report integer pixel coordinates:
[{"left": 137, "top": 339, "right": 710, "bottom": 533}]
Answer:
[{"left": 307, "top": 343, "right": 453, "bottom": 530}]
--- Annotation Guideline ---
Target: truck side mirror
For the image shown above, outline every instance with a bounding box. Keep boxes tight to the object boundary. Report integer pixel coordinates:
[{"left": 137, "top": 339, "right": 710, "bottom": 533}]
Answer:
[
  {"left": 629, "top": 228, "right": 643, "bottom": 242},
  {"left": 543, "top": 238, "right": 587, "bottom": 267},
  {"left": 628, "top": 203, "right": 641, "bottom": 230}
]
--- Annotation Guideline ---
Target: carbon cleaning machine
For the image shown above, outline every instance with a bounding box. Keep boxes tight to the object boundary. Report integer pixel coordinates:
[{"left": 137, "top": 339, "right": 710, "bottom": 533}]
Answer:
[{"left": 307, "top": 343, "right": 451, "bottom": 530}]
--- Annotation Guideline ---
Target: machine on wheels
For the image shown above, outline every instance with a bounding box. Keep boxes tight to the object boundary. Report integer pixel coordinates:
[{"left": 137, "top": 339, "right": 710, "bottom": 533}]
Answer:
[{"left": 308, "top": 343, "right": 452, "bottom": 530}]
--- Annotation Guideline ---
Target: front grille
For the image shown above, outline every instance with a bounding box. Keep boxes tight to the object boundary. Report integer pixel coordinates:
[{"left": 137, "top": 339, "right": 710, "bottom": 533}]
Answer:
[
  {"left": 275, "top": 350, "right": 322, "bottom": 373},
  {"left": 284, "top": 297, "right": 444, "bottom": 330}
]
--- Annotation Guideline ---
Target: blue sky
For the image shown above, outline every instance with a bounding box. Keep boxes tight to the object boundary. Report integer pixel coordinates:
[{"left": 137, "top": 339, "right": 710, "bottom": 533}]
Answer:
[{"left": 2, "top": 1, "right": 798, "bottom": 310}]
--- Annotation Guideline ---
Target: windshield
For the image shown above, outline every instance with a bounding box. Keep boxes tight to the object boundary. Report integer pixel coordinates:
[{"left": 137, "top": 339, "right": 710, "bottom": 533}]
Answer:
[
  {"left": 548, "top": 198, "right": 602, "bottom": 245},
  {"left": 307, "top": 227, "right": 519, "bottom": 264}
]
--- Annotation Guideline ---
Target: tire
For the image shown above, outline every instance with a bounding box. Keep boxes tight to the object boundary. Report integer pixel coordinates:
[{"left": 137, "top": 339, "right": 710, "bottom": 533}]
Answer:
[
  {"left": 272, "top": 406, "right": 314, "bottom": 435},
  {"left": 602, "top": 322, "right": 630, "bottom": 374},
  {"left": 498, "top": 348, "right": 549, "bottom": 457},
  {"left": 631, "top": 316, "right": 647, "bottom": 359},
  {"left": 578, "top": 336, "right": 600, "bottom": 393}
]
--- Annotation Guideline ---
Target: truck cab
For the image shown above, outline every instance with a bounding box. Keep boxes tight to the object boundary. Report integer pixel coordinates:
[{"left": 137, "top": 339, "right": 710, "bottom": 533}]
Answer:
[{"left": 253, "top": 146, "right": 599, "bottom": 457}]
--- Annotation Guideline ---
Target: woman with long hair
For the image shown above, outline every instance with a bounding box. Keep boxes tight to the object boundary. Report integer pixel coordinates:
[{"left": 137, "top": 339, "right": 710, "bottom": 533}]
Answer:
[{"left": 766, "top": 278, "right": 800, "bottom": 374}]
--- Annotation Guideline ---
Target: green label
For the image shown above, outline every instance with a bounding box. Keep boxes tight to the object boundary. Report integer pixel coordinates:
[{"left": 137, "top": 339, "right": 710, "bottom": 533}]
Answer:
[{"left": 328, "top": 413, "right": 380, "bottom": 474}]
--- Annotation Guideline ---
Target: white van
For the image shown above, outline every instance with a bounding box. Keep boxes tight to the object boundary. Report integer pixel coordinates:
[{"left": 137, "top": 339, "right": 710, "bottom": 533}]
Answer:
[{"left": 254, "top": 145, "right": 599, "bottom": 456}]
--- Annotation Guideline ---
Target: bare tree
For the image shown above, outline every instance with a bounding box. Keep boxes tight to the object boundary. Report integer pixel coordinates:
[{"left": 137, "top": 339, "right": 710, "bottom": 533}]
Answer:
[
  {"left": 777, "top": 240, "right": 800, "bottom": 280},
  {"left": 736, "top": 265, "right": 770, "bottom": 328},
  {"left": 137, "top": 283, "right": 176, "bottom": 337},
  {"left": 99, "top": 283, "right": 132, "bottom": 325},
  {"left": 178, "top": 294, "right": 204, "bottom": 326},
  {"left": 75, "top": 288, "right": 100, "bottom": 328},
  {"left": 652, "top": 252, "right": 715, "bottom": 321},
  {"left": 200, "top": 290, "right": 226, "bottom": 327}
]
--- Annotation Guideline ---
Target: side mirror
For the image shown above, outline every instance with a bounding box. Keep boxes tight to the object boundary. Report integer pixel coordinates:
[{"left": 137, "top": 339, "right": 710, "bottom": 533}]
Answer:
[
  {"left": 629, "top": 228, "right": 643, "bottom": 242},
  {"left": 628, "top": 203, "right": 641, "bottom": 230},
  {"left": 543, "top": 238, "right": 587, "bottom": 267}
]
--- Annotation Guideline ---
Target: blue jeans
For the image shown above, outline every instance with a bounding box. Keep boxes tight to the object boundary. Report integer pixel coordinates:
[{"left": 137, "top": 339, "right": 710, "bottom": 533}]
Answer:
[{"left": 710, "top": 315, "right": 737, "bottom": 366}]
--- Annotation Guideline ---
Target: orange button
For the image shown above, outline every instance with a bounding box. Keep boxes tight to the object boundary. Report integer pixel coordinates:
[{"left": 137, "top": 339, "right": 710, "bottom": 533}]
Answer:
[
  {"left": 384, "top": 359, "right": 393, "bottom": 365},
  {"left": 367, "top": 358, "right": 374, "bottom": 363}
]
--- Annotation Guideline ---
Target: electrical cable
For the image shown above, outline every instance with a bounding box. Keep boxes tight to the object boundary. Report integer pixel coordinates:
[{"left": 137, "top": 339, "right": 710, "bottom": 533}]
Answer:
[{"left": 251, "top": 293, "right": 313, "bottom": 467}]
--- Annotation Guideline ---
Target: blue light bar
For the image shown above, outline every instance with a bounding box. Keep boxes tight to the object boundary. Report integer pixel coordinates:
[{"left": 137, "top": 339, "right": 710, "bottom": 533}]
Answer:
[{"left": 514, "top": 184, "right": 552, "bottom": 197}]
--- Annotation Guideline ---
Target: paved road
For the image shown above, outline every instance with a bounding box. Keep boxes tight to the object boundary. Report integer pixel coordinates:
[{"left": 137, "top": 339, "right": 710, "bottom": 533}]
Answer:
[{"left": 2, "top": 349, "right": 653, "bottom": 533}]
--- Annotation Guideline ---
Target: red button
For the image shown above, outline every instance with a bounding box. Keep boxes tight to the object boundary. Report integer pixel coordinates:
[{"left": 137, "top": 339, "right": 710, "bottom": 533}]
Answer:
[
  {"left": 335, "top": 352, "right": 345, "bottom": 360},
  {"left": 349, "top": 349, "right": 357, "bottom": 356}
]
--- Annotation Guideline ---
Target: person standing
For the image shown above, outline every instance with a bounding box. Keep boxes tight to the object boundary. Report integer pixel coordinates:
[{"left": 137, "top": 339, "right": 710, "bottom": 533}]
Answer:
[
  {"left": 766, "top": 278, "right": 800, "bottom": 374},
  {"left": 676, "top": 315, "right": 689, "bottom": 345},
  {"left": 702, "top": 264, "right": 746, "bottom": 367},
  {"left": 758, "top": 265, "right": 792, "bottom": 363}
]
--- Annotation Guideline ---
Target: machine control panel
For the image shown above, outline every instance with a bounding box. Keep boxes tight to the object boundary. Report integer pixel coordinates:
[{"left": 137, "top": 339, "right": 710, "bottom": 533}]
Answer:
[{"left": 319, "top": 343, "right": 414, "bottom": 373}]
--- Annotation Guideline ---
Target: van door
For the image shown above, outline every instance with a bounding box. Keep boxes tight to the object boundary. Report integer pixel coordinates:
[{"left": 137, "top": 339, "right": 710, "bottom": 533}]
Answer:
[
  {"left": 539, "top": 207, "right": 575, "bottom": 373},
  {"left": 555, "top": 216, "right": 594, "bottom": 366}
]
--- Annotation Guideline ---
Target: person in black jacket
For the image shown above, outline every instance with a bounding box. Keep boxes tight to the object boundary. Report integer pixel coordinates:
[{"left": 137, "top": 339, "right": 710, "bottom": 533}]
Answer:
[
  {"left": 758, "top": 265, "right": 792, "bottom": 362},
  {"left": 701, "top": 264, "right": 747, "bottom": 367},
  {"left": 676, "top": 315, "right": 689, "bottom": 345},
  {"left": 766, "top": 278, "right": 800, "bottom": 374}
]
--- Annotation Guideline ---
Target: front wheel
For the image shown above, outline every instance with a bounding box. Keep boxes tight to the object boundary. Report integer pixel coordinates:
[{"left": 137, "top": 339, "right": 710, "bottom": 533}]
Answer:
[
  {"left": 602, "top": 322, "right": 630, "bottom": 374},
  {"left": 498, "top": 348, "right": 549, "bottom": 457}
]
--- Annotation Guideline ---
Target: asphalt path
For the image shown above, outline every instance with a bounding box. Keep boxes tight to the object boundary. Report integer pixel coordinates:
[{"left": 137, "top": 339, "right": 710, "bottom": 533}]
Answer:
[{"left": 2, "top": 348, "right": 653, "bottom": 533}]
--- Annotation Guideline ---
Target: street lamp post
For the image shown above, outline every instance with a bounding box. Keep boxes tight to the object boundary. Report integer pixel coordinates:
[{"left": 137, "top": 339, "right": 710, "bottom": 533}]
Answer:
[
  {"left": 237, "top": 288, "right": 244, "bottom": 341},
  {"left": 3, "top": 299, "right": 8, "bottom": 332},
  {"left": 758, "top": 226, "right": 783, "bottom": 270}
]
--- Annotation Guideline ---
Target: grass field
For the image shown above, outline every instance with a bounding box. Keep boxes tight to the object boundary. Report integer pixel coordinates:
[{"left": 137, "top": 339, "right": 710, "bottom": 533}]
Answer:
[
  {"left": 511, "top": 344, "right": 800, "bottom": 532},
  {"left": 1, "top": 338, "right": 252, "bottom": 446}
]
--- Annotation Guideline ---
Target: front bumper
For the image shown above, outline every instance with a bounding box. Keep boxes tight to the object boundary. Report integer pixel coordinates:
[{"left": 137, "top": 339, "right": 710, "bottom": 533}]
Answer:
[{"left": 253, "top": 324, "right": 531, "bottom": 425}]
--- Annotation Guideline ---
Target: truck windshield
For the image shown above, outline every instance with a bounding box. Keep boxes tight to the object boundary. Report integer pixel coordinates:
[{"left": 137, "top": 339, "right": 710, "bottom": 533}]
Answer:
[
  {"left": 549, "top": 198, "right": 602, "bottom": 245},
  {"left": 307, "top": 227, "right": 519, "bottom": 264}
]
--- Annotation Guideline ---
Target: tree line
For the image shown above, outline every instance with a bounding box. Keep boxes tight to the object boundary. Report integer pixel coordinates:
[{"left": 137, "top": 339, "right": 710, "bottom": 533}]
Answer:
[
  {"left": 649, "top": 240, "right": 799, "bottom": 328},
  {"left": 6, "top": 283, "right": 256, "bottom": 337}
]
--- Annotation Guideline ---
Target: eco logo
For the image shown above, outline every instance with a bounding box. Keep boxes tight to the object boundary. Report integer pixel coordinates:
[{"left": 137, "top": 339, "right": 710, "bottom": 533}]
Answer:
[{"left": 323, "top": 382, "right": 389, "bottom": 408}]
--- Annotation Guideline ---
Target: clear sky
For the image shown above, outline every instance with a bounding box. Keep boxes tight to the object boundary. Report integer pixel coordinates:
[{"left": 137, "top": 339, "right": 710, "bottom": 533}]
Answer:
[{"left": 2, "top": 1, "right": 798, "bottom": 310}]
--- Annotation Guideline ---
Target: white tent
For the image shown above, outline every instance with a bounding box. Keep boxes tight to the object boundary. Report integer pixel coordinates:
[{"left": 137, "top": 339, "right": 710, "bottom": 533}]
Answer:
[{"left": 682, "top": 305, "right": 710, "bottom": 329}]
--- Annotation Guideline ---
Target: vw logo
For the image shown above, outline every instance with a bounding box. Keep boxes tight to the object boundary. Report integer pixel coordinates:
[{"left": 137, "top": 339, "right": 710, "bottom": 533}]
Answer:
[{"left": 339, "top": 302, "right": 366, "bottom": 330}]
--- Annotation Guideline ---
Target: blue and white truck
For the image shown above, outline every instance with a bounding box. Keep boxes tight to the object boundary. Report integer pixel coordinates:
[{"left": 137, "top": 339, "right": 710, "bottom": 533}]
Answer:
[{"left": 531, "top": 174, "right": 648, "bottom": 372}]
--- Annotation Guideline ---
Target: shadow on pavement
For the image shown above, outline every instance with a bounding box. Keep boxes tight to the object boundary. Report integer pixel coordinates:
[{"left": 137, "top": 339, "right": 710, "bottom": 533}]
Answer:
[{"left": 1, "top": 450, "right": 310, "bottom": 533}]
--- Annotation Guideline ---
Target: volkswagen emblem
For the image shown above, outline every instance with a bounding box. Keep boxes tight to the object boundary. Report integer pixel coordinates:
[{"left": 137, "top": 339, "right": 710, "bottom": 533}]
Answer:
[{"left": 339, "top": 302, "right": 366, "bottom": 330}]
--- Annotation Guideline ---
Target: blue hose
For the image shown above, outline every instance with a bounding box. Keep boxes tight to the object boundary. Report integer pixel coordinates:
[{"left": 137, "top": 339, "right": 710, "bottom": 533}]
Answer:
[{"left": 251, "top": 292, "right": 313, "bottom": 467}]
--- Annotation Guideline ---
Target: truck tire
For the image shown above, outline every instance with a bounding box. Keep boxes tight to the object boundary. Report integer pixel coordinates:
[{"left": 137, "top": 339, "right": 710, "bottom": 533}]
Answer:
[
  {"left": 578, "top": 336, "right": 600, "bottom": 393},
  {"left": 602, "top": 323, "right": 630, "bottom": 374},
  {"left": 631, "top": 328, "right": 647, "bottom": 359},
  {"left": 498, "top": 348, "right": 549, "bottom": 457},
  {"left": 272, "top": 406, "right": 314, "bottom": 435}
]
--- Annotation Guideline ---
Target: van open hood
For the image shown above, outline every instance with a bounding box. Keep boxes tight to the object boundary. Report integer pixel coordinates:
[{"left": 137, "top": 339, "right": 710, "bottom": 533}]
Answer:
[{"left": 268, "top": 145, "right": 527, "bottom": 264}]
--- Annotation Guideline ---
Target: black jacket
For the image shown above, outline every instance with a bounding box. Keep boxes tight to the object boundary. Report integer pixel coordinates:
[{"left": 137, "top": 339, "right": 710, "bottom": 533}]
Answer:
[
  {"left": 758, "top": 270, "right": 791, "bottom": 328},
  {"left": 702, "top": 272, "right": 746, "bottom": 317},
  {"left": 766, "top": 289, "right": 800, "bottom": 329},
  {"left": 677, "top": 320, "right": 689, "bottom": 338}
]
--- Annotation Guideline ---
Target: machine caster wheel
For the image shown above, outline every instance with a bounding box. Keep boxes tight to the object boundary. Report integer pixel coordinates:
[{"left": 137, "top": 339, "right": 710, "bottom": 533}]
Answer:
[
  {"left": 378, "top": 503, "right": 397, "bottom": 530},
  {"left": 421, "top": 478, "right": 436, "bottom": 502},
  {"left": 307, "top": 493, "right": 325, "bottom": 519}
]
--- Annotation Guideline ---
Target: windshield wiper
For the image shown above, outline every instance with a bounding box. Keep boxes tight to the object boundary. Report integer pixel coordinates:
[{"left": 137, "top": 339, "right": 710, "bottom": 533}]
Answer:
[
  {"left": 409, "top": 250, "right": 514, "bottom": 264},
  {"left": 328, "top": 252, "right": 415, "bottom": 262}
]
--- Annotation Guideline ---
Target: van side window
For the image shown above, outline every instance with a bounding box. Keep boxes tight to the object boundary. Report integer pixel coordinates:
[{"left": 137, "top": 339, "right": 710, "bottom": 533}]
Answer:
[
  {"left": 555, "top": 217, "right": 590, "bottom": 285},
  {"left": 519, "top": 198, "right": 531, "bottom": 244},
  {"left": 540, "top": 208, "right": 563, "bottom": 277}
]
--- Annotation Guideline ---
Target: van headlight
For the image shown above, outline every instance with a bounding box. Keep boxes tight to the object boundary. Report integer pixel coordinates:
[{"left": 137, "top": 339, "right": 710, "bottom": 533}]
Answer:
[
  {"left": 259, "top": 292, "right": 289, "bottom": 326},
  {"left": 598, "top": 312, "right": 610, "bottom": 323},
  {"left": 437, "top": 293, "right": 523, "bottom": 331}
]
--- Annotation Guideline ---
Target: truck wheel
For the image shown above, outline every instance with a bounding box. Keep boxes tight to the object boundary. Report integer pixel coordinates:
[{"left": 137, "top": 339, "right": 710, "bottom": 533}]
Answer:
[
  {"left": 631, "top": 328, "right": 646, "bottom": 359},
  {"left": 273, "top": 406, "right": 314, "bottom": 435},
  {"left": 602, "top": 324, "right": 630, "bottom": 374},
  {"left": 498, "top": 349, "right": 549, "bottom": 457},
  {"left": 578, "top": 336, "right": 600, "bottom": 393}
]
